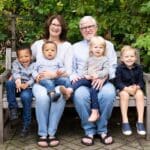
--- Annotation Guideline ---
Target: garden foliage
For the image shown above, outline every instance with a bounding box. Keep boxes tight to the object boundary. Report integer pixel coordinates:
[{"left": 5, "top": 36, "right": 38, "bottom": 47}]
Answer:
[{"left": 0, "top": 0, "right": 149, "bottom": 72}]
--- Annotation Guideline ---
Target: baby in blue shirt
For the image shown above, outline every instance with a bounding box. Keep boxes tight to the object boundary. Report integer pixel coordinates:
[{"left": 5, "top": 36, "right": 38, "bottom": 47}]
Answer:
[{"left": 32, "top": 40, "right": 70, "bottom": 101}]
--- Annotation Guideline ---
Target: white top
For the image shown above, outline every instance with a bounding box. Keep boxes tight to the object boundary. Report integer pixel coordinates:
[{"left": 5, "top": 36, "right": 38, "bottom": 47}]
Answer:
[{"left": 31, "top": 39, "right": 73, "bottom": 75}]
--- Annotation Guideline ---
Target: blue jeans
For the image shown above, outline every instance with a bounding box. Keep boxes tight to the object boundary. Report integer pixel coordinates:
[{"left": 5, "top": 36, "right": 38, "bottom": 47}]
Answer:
[
  {"left": 32, "top": 83, "right": 66, "bottom": 137},
  {"left": 6, "top": 80, "right": 33, "bottom": 128},
  {"left": 39, "top": 77, "right": 71, "bottom": 93},
  {"left": 73, "top": 82, "right": 116, "bottom": 136},
  {"left": 72, "top": 78, "right": 99, "bottom": 109}
]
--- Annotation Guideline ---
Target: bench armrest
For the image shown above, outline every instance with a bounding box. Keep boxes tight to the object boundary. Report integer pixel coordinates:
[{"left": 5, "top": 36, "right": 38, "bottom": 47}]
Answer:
[
  {"left": 0, "top": 70, "right": 11, "bottom": 84},
  {"left": 144, "top": 73, "right": 150, "bottom": 82},
  {"left": 144, "top": 73, "right": 150, "bottom": 104}
]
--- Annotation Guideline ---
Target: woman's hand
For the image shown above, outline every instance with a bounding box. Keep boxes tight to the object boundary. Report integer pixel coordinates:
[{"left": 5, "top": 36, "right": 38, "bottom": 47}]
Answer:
[
  {"left": 38, "top": 71, "right": 57, "bottom": 80},
  {"left": 56, "top": 69, "right": 66, "bottom": 77}
]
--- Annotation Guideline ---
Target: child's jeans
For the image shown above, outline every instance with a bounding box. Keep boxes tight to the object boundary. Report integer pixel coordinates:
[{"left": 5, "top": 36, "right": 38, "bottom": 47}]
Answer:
[
  {"left": 39, "top": 77, "right": 71, "bottom": 93},
  {"left": 71, "top": 78, "right": 99, "bottom": 109},
  {"left": 6, "top": 80, "right": 33, "bottom": 128}
]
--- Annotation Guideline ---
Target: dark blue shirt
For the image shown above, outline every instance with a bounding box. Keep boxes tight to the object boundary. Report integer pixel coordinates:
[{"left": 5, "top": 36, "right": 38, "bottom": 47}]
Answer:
[{"left": 115, "top": 63, "right": 144, "bottom": 91}]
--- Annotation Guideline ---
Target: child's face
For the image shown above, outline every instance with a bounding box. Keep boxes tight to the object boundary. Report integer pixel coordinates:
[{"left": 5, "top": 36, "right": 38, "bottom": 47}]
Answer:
[
  {"left": 121, "top": 50, "right": 137, "bottom": 68},
  {"left": 43, "top": 43, "right": 57, "bottom": 60},
  {"left": 17, "top": 49, "right": 32, "bottom": 68},
  {"left": 90, "top": 43, "right": 105, "bottom": 57}
]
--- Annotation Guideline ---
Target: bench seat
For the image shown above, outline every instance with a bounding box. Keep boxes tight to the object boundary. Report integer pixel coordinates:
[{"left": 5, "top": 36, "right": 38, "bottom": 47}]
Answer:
[{"left": 0, "top": 48, "right": 150, "bottom": 143}]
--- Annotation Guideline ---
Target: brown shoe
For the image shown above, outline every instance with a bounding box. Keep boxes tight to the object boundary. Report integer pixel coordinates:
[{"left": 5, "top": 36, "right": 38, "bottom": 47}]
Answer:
[
  {"left": 49, "top": 137, "right": 60, "bottom": 147},
  {"left": 37, "top": 136, "right": 48, "bottom": 148}
]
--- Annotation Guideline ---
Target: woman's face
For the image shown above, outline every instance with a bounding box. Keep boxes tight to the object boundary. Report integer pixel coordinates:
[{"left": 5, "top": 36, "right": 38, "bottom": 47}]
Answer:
[{"left": 49, "top": 18, "right": 62, "bottom": 38}]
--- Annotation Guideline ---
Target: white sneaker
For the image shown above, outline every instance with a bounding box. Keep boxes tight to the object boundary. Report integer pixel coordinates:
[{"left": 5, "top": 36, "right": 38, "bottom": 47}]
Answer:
[
  {"left": 136, "top": 122, "right": 146, "bottom": 135},
  {"left": 122, "top": 123, "right": 132, "bottom": 136}
]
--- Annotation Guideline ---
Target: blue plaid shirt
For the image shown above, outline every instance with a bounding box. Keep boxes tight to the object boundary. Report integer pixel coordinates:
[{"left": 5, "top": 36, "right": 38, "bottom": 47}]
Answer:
[{"left": 12, "top": 59, "right": 35, "bottom": 87}]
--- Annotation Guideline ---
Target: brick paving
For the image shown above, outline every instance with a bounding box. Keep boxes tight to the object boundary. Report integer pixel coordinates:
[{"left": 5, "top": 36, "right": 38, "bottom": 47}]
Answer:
[{"left": 0, "top": 108, "right": 149, "bottom": 150}]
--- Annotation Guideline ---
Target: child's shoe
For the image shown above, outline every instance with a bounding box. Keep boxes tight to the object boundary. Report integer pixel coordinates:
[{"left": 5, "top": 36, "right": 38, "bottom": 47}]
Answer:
[
  {"left": 9, "top": 108, "right": 18, "bottom": 121},
  {"left": 136, "top": 122, "right": 146, "bottom": 135},
  {"left": 20, "top": 126, "right": 30, "bottom": 138},
  {"left": 122, "top": 123, "right": 132, "bottom": 135}
]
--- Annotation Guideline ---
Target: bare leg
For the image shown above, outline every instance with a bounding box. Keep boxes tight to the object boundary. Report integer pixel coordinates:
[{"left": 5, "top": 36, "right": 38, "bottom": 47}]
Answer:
[
  {"left": 88, "top": 109, "right": 100, "bottom": 122},
  {"left": 135, "top": 89, "right": 144, "bottom": 123},
  {"left": 119, "top": 90, "right": 130, "bottom": 123}
]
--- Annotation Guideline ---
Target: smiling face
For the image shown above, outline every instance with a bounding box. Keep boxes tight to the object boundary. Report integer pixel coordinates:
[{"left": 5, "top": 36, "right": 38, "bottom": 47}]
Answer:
[
  {"left": 79, "top": 16, "right": 98, "bottom": 41},
  {"left": 49, "top": 18, "right": 62, "bottom": 38},
  {"left": 17, "top": 49, "right": 32, "bottom": 68},
  {"left": 121, "top": 47, "right": 137, "bottom": 68},
  {"left": 42, "top": 42, "right": 57, "bottom": 60}
]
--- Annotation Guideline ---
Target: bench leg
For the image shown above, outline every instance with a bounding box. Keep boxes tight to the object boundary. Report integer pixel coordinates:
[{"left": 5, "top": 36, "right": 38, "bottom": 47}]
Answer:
[
  {"left": 0, "top": 85, "right": 4, "bottom": 143},
  {"left": 146, "top": 81, "right": 150, "bottom": 140},
  {"left": 146, "top": 103, "right": 150, "bottom": 140},
  {"left": 0, "top": 106, "right": 4, "bottom": 144}
]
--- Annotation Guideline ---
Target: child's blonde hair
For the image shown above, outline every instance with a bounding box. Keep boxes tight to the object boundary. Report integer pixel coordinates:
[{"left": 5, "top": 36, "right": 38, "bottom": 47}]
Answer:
[
  {"left": 89, "top": 36, "right": 106, "bottom": 56},
  {"left": 120, "top": 45, "right": 137, "bottom": 57}
]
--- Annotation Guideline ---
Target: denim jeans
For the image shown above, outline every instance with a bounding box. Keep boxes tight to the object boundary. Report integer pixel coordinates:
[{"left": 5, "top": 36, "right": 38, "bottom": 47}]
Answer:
[
  {"left": 71, "top": 78, "right": 99, "bottom": 109},
  {"left": 39, "top": 77, "right": 71, "bottom": 93},
  {"left": 32, "top": 83, "right": 66, "bottom": 137},
  {"left": 6, "top": 80, "right": 33, "bottom": 128},
  {"left": 73, "top": 82, "right": 116, "bottom": 136}
]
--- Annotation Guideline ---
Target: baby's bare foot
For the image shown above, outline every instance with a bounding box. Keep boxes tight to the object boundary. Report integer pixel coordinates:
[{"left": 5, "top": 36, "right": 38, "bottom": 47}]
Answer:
[
  {"left": 88, "top": 110, "right": 100, "bottom": 122},
  {"left": 60, "top": 86, "right": 72, "bottom": 100}
]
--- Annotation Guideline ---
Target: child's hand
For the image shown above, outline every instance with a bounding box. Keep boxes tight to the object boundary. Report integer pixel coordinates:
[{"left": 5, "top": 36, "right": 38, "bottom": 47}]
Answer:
[
  {"left": 124, "top": 85, "right": 136, "bottom": 95},
  {"left": 15, "top": 78, "right": 21, "bottom": 93},
  {"left": 130, "top": 85, "right": 137, "bottom": 95},
  {"left": 135, "top": 85, "right": 141, "bottom": 90},
  {"left": 35, "top": 74, "right": 41, "bottom": 83},
  {"left": 91, "top": 74, "right": 99, "bottom": 80},
  {"left": 84, "top": 75, "right": 92, "bottom": 80},
  {"left": 21, "top": 83, "right": 29, "bottom": 89}
]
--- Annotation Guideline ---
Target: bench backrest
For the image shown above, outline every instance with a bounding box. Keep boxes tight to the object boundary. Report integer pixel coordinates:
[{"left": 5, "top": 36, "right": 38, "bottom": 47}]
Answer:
[{"left": 5, "top": 48, "right": 140, "bottom": 70}]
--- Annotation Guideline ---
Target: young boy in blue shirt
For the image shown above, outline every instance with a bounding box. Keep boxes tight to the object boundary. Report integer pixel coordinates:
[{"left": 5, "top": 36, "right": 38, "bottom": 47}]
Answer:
[{"left": 6, "top": 46, "right": 35, "bottom": 137}]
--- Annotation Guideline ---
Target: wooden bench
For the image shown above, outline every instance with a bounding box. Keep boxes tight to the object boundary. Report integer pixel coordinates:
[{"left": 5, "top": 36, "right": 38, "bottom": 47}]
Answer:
[{"left": 0, "top": 48, "right": 150, "bottom": 143}]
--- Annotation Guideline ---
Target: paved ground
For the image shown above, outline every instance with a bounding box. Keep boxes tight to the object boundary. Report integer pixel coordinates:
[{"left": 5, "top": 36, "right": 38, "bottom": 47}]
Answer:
[{"left": 0, "top": 108, "right": 149, "bottom": 150}]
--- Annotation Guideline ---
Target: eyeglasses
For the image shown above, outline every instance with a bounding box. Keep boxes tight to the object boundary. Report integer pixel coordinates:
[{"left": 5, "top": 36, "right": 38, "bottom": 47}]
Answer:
[
  {"left": 80, "top": 25, "right": 96, "bottom": 31},
  {"left": 51, "top": 23, "right": 61, "bottom": 27}
]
